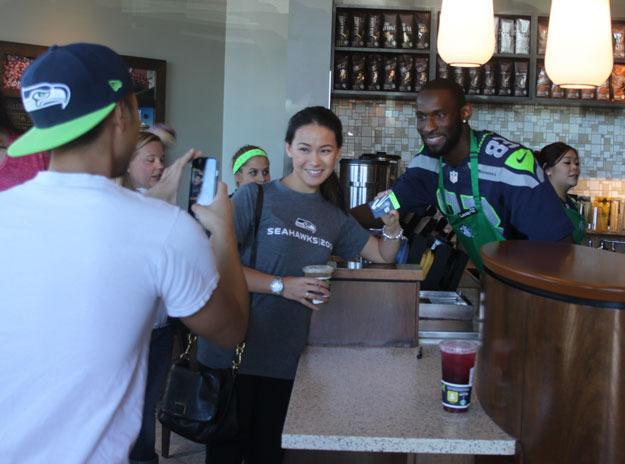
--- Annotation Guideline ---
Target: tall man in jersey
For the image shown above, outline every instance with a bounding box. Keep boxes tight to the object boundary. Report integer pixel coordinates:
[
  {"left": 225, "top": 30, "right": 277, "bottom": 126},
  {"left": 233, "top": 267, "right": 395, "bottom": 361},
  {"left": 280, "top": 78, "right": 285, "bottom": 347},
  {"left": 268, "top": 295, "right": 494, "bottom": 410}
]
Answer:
[{"left": 391, "top": 79, "right": 571, "bottom": 268}]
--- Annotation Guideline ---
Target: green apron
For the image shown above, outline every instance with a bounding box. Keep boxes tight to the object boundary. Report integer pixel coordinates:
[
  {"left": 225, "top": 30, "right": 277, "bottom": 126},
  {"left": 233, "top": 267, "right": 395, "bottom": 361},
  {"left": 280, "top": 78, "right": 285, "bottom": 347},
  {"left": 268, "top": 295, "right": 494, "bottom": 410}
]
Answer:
[
  {"left": 564, "top": 201, "right": 586, "bottom": 245},
  {"left": 437, "top": 130, "right": 504, "bottom": 270}
]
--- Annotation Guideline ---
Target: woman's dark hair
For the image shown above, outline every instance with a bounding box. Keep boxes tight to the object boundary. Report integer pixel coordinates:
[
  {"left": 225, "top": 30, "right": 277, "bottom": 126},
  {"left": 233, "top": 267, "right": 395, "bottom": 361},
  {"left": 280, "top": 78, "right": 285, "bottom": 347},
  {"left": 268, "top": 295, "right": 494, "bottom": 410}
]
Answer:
[
  {"left": 284, "top": 106, "right": 347, "bottom": 212},
  {"left": 537, "top": 142, "right": 577, "bottom": 169},
  {"left": 0, "top": 90, "right": 20, "bottom": 134}
]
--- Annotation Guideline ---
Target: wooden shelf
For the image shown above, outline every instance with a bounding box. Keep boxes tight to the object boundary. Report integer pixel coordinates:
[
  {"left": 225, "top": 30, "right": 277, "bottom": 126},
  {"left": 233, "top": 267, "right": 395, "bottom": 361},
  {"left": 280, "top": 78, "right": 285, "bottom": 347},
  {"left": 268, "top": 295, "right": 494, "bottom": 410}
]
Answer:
[
  {"left": 493, "top": 53, "right": 530, "bottom": 60},
  {"left": 335, "top": 46, "right": 429, "bottom": 55},
  {"left": 533, "top": 97, "right": 625, "bottom": 109},
  {"left": 333, "top": 90, "right": 418, "bottom": 100}
]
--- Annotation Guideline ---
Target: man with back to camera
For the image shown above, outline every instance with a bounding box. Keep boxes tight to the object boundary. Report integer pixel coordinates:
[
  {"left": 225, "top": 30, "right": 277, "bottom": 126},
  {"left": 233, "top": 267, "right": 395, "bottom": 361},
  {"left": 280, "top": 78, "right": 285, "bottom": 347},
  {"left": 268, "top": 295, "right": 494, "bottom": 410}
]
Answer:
[
  {"left": 0, "top": 43, "right": 249, "bottom": 463},
  {"left": 387, "top": 78, "right": 572, "bottom": 269}
]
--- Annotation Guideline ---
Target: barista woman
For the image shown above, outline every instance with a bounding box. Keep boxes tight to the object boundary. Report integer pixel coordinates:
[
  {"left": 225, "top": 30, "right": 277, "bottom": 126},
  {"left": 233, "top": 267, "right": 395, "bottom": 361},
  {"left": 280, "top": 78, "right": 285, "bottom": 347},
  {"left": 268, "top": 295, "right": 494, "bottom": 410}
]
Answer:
[
  {"left": 198, "top": 106, "right": 401, "bottom": 464},
  {"left": 537, "top": 142, "right": 585, "bottom": 244}
]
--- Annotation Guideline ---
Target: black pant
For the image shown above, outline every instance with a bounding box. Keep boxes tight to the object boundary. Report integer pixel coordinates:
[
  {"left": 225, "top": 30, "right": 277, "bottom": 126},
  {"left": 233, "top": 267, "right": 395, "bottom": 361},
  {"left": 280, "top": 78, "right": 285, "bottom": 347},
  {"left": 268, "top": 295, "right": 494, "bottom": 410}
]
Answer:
[
  {"left": 204, "top": 373, "right": 294, "bottom": 464},
  {"left": 129, "top": 325, "right": 174, "bottom": 463}
]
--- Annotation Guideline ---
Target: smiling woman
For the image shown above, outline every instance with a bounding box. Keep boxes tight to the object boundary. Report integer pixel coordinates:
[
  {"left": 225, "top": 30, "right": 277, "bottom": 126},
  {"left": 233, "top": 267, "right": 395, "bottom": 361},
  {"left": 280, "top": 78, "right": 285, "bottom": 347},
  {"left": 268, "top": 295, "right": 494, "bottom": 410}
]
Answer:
[
  {"left": 198, "top": 106, "right": 404, "bottom": 464},
  {"left": 537, "top": 142, "right": 585, "bottom": 244}
]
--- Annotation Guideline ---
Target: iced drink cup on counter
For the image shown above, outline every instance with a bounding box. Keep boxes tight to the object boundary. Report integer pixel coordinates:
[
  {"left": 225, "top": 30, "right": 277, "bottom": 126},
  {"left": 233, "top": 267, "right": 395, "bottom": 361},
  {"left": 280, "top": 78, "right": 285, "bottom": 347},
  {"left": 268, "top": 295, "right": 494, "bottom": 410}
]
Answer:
[
  {"left": 302, "top": 264, "right": 334, "bottom": 304},
  {"left": 440, "top": 340, "right": 479, "bottom": 413}
]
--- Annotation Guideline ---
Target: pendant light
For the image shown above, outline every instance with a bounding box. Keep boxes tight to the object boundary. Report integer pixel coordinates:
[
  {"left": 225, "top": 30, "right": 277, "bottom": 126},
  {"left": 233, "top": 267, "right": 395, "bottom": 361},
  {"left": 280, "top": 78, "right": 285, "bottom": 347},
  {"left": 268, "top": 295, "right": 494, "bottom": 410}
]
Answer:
[
  {"left": 545, "top": 0, "right": 613, "bottom": 89},
  {"left": 437, "top": 0, "right": 496, "bottom": 67}
]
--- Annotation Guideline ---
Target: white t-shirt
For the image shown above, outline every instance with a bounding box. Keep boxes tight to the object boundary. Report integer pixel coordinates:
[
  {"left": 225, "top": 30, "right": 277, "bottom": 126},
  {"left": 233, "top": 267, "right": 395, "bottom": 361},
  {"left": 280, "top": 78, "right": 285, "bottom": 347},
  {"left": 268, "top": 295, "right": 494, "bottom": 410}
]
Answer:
[{"left": 0, "top": 172, "right": 219, "bottom": 464}]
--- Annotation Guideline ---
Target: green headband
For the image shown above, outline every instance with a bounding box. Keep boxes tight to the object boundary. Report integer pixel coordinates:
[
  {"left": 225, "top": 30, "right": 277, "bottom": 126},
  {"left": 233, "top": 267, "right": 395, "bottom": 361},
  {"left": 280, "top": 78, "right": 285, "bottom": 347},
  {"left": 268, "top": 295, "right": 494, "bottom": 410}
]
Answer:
[{"left": 232, "top": 148, "right": 268, "bottom": 174}]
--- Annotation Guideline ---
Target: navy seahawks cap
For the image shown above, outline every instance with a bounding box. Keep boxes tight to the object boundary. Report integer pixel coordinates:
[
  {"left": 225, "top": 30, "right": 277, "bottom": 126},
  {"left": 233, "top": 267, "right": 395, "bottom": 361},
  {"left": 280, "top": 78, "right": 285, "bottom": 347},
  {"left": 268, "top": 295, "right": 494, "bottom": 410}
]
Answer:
[{"left": 8, "top": 42, "right": 133, "bottom": 157}]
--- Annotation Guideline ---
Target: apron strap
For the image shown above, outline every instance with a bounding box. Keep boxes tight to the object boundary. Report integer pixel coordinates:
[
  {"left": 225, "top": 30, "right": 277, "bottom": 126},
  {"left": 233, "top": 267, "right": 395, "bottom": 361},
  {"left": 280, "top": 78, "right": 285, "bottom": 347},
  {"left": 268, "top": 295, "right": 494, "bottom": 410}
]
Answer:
[{"left": 437, "top": 129, "right": 487, "bottom": 214}]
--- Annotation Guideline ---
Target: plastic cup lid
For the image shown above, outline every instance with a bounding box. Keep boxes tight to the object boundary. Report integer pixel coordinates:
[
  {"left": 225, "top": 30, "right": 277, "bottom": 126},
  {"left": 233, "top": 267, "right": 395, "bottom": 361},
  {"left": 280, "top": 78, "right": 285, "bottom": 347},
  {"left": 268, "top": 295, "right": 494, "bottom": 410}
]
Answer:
[
  {"left": 302, "top": 264, "right": 334, "bottom": 274},
  {"left": 439, "top": 340, "right": 480, "bottom": 354}
]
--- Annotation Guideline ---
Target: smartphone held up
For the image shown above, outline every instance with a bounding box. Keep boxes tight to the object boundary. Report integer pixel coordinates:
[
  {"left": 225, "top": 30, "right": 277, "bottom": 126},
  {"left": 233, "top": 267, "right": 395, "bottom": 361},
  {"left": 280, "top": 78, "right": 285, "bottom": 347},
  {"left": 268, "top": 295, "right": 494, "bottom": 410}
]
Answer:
[{"left": 188, "top": 157, "right": 219, "bottom": 212}]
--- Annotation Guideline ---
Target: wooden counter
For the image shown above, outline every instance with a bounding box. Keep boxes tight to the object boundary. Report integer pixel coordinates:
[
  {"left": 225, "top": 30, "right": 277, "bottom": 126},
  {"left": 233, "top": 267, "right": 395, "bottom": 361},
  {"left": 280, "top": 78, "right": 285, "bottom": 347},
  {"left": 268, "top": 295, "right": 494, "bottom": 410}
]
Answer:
[
  {"left": 308, "top": 265, "right": 423, "bottom": 347},
  {"left": 477, "top": 241, "right": 625, "bottom": 464}
]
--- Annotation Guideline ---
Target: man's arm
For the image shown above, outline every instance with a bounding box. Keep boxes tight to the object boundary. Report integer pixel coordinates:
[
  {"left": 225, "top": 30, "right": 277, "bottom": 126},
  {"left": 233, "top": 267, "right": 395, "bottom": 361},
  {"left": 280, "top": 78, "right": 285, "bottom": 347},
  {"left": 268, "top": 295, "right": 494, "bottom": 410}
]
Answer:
[{"left": 181, "top": 182, "right": 249, "bottom": 348}]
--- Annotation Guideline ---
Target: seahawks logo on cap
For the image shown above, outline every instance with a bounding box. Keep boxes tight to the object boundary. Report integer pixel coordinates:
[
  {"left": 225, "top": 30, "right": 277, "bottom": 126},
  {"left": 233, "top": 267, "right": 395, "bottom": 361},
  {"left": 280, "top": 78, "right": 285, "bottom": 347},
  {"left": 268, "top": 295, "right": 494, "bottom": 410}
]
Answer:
[{"left": 22, "top": 83, "right": 71, "bottom": 112}]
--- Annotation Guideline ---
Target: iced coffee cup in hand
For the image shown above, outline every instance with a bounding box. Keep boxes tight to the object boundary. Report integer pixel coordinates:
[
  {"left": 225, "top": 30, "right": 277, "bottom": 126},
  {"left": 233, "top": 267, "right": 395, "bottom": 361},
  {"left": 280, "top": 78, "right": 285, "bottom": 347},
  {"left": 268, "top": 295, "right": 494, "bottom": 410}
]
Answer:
[{"left": 302, "top": 264, "right": 334, "bottom": 304}]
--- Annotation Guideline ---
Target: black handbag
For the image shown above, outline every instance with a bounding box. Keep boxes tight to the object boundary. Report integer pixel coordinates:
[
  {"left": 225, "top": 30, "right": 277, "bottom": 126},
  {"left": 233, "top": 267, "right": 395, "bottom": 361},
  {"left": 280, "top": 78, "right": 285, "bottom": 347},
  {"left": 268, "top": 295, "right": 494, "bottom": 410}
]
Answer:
[
  {"left": 157, "top": 337, "right": 244, "bottom": 443},
  {"left": 157, "top": 183, "right": 264, "bottom": 444}
]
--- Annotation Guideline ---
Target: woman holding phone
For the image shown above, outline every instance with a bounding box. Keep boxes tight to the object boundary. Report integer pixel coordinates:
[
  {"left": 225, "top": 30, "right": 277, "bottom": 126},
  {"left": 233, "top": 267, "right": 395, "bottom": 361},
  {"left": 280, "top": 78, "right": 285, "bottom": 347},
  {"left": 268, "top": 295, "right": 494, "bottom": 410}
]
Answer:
[{"left": 198, "top": 106, "right": 402, "bottom": 464}]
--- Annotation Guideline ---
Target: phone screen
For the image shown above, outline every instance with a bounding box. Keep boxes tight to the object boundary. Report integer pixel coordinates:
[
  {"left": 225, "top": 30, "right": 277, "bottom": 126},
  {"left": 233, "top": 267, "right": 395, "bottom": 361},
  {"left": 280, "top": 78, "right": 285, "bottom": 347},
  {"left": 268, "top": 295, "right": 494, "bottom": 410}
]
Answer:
[{"left": 188, "top": 157, "right": 219, "bottom": 211}]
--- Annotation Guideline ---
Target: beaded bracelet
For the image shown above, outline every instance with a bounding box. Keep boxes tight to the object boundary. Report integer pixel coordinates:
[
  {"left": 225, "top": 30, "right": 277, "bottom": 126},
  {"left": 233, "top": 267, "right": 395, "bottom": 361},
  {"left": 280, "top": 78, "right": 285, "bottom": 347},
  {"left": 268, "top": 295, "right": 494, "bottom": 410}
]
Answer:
[{"left": 382, "top": 225, "right": 404, "bottom": 240}]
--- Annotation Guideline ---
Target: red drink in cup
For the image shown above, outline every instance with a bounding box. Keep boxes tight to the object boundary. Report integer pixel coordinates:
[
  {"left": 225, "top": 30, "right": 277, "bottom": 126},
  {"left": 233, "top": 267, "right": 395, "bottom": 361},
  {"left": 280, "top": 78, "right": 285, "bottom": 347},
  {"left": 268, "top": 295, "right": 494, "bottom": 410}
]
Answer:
[{"left": 440, "top": 340, "right": 479, "bottom": 413}]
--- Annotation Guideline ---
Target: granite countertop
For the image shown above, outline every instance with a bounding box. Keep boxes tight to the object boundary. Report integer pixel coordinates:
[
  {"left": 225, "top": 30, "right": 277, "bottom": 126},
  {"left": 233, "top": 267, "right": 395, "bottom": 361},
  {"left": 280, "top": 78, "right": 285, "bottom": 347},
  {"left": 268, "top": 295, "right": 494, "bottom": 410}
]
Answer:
[{"left": 282, "top": 345, "right": 516, "bottom": 456}]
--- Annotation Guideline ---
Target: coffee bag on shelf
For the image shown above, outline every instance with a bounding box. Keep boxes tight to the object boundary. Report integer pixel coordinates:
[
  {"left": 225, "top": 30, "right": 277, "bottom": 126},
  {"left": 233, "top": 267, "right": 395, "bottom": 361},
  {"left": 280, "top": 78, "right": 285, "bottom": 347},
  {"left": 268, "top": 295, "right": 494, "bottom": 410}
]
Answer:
[
  {"left": 437, "top": 56, "right": 449, "bottom": 79},
  {"left": 499, "top": 18, "right": 515, "bottom": 54},
  {"left": 367, "top": 55, "right": 382, "bottom": 91},
  {"left": 415, "top": 13, "right": 430, "bottom": 49},
  {"left": 551, "top": 83, "right": 564, "bottom": 99},
  {"left": 383, "top": 55, "right": 398, "bottom": 90},
  {"left": 398, "top": 55, "right": 414, "bottom": 92},
  {"left": 613, "top": 23, "right": 625, "bottom": 59},
  {"left": 514, "top": 61, "right": 528, "bottom": 96},
  {"left": 536, "top": 64, "right": 551, "bottom": 97},
  {"left": 497, "top": 60, "right": 513, "bottom": 96},
  {"left": 581, "top": 88, "right": 596, "bottom": 100},
  {"left": 334, "top": 54, "right": 350, "bottom": 90},
  {"left": 351, "top": 12, "right": 366, "bottom": 47},
  {"left": 538, "top": 21, "right": 548, "bottom": 55},
  {"left": 351, "top": 54, "right": 366, "bottom": 91},
  {"left": 467, "top": 67, "right": 482, "bottom": 95},
  {"left": 383, "top": 13, "right": 398, "bottom": 48},
  {"left": 611, "top": 65, "right": 625, "bottom": 101},
  {"left": 453, "top": 67, "right": 467, "bottom": 93},
  {"left": 414, "top": 57, "right": 429, "bottom": 91},
  {"left": 597, "top": 79, "right": 611, "bottom": 100},
  {"left": 515, "top": 18, "right": 530, "bottom": 55},
  {"left": 399, "top": 14, "right": 414, "bottom": 49},
  {"left": 483, "top": 60, "right": 496, "bottom": 96},
  {"left": 565, "top": 88, "right": 580, "bottom": 99},
  {"left": 336, "top": 11, "right": 350, "bottom": 47},
  {"left": 366, "top": 13, "right": 382, "bottom": 48}
]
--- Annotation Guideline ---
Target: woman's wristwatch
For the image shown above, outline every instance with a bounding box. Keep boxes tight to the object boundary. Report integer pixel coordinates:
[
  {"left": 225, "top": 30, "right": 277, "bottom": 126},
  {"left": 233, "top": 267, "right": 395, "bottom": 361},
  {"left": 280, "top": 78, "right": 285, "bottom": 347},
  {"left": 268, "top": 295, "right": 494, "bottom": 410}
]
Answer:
[
  {"left": 382, "top": 225, "right": 404, "bottom": 240},
  {"left": 270, "top": 276, "right": 284, "bottom": 295}
]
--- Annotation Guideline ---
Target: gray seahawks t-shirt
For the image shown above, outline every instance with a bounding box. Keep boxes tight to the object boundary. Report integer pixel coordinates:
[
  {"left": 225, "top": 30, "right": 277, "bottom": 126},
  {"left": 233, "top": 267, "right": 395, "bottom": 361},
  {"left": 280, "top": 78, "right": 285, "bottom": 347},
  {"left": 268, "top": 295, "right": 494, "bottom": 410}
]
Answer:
[{"left": 197, "top": 179, "right": 370, "bottom": 380}]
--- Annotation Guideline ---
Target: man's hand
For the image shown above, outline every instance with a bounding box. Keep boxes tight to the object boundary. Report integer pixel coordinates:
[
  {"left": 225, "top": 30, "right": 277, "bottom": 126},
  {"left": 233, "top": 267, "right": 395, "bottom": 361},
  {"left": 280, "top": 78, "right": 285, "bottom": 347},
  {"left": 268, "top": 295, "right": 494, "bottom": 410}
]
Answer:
[
  {"left": 191, "top": 182, "right": 234, "bottom": 236},
  {"left": 146, "top": 148, "right": 201, "bottom": 204}
]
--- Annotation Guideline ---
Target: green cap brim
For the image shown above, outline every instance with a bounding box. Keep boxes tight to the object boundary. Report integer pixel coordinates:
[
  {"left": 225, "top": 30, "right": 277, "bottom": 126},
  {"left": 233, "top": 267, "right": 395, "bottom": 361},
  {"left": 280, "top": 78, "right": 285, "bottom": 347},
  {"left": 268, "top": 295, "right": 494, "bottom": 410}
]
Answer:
[{"left": 7, "top": 103, "right": 117, "bottom": 157}]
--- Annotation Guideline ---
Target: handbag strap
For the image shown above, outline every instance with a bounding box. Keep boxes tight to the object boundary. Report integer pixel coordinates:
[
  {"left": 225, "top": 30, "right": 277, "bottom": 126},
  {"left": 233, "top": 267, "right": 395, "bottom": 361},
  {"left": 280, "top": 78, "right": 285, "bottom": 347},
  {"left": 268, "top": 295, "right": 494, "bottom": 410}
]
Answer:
[
  {"left": 231, "top": 183, "right": 264, "bottom": 370},
  {"left": 182, "top": 183, "right": 265, "bottom": 370},
  {"left": 249, "top": 182, "right": 264, "bottom": 269}
]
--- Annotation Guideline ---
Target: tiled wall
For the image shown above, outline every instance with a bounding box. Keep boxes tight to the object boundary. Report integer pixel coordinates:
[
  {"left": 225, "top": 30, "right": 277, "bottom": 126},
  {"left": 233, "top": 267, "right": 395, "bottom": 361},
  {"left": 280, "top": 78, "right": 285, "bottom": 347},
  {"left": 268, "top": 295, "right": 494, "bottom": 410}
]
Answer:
[{"left": 332, "top": 98, "right": 625, "bottom": 197}]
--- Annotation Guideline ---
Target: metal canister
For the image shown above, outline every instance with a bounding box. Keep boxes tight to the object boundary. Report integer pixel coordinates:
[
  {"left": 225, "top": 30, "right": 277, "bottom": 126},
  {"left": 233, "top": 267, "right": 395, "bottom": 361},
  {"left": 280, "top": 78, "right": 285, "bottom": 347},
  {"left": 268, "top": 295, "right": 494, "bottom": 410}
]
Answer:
[
  {"left": 360, "top": 152, "right": 402, "bottom": 186},
  {"left": 339, "top": 158, "right": 391, "bottom": 209}
]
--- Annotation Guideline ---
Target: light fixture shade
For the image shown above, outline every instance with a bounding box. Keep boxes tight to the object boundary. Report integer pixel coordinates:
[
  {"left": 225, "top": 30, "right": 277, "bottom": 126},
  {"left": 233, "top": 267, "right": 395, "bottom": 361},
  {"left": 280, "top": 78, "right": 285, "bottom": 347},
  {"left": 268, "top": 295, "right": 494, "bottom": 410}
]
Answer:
[
  {"left": 437, "top": 0, "right": 495, "bottom": 67},
  {"left": 545, "top": 0, "right": 613, "bottom": 89}
]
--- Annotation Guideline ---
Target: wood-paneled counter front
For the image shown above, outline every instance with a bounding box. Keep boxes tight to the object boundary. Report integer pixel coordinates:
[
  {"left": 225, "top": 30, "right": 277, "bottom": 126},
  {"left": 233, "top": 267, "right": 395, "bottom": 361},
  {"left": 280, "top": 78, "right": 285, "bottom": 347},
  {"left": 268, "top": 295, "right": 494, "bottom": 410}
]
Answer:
[
  {"left": 478, "top": 241, "right": 625, "bottom": 464},
  {"left": 308, "top": 265, "right": 423, "bottom": 347}
]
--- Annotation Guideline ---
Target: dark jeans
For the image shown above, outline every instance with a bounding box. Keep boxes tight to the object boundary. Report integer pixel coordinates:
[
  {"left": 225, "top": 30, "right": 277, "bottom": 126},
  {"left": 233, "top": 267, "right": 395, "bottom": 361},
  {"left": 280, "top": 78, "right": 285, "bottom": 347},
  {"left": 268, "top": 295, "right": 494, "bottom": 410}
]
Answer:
[
  {"left": 203, "top": 372, "right": 294, "bottom": 464},
  {"left": 130, "top": 325, "right": 174, "bottom": 463}
]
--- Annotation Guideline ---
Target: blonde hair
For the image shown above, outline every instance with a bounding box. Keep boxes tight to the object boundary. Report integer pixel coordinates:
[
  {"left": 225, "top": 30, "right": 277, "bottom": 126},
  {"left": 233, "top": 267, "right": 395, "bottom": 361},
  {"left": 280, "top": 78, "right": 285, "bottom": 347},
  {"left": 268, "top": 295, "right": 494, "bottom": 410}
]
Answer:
[{"left": 121, "top": 131, "right": 163, "bottom": 189}]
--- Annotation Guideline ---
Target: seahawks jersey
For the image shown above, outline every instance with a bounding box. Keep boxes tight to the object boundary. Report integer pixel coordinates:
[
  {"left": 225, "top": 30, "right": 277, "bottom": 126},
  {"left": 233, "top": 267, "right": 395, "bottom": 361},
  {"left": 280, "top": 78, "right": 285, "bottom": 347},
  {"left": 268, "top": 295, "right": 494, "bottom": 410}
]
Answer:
[{"left": 392, "top": 129, "right": 572, "bottom": 241}]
